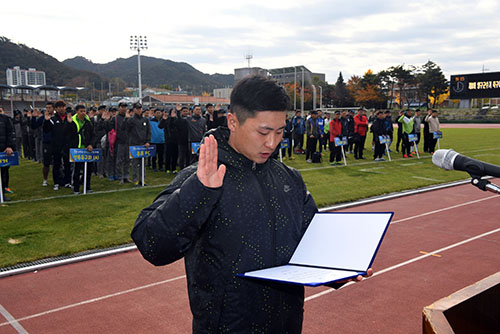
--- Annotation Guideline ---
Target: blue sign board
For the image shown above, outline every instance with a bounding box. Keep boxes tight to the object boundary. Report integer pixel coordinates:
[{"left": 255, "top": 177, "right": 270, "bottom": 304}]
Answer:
[
  {"left": 379, "top": 136, "right": 390, "bottom": 144},
  {"left": 129, "top": 145, "right": 156, "bottom": 159},
  {"left": 0, "top": 152, "right": 19, "bottom": 167},
  {"left": 334, "top": 136, "right": 348, "bottom": 147},
  {"left": 408, "top": 134, "right": 418, "bottom": 142},
  {"left": 433, "top": 131, "right": 443, "bottom": 139},
  {"left": 69, "top": 148, "right": 102, "bottom": 163},
  {"left": 280, "top": 138, "right": 290, "bottom": 149},
  {"left": 191, "top": 142, "right": 201, "bottom": 155}
]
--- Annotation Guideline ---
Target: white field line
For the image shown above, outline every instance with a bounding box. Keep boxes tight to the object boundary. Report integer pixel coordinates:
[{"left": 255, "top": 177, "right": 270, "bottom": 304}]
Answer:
[
  {"left": 0, "top": 304, "right": 28, "bottom": 334},
  {"left": 359, "top": 167, "right": 386, "bottom": 174},
  {"left": 401, "top": 162, "right": 424, "bottom": 166},
  {"left": 412, "top": 176, "right": 444, "bottom": 182},
  {"left": 305, "top": 226, "right": 500, "bottom": 302},
  {"left": 0, "top": 275, "right": 186, "bottom": 328}
]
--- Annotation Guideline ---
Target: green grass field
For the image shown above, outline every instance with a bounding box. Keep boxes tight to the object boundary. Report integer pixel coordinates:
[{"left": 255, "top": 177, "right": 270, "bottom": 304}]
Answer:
[{"left": 1, "top": 128, "right": 500, "bottom": 267}]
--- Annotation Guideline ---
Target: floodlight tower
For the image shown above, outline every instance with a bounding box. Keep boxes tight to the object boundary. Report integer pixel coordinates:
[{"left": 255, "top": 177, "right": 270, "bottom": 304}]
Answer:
[
  {"left": 130, "top": 35, "right": 148, "bottom": 102},
  {"left": 245, "top": 53, "right": 253, "bottom": 68}
]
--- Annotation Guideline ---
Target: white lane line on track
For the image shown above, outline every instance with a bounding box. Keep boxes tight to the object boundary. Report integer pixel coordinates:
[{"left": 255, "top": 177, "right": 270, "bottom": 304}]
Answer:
[
  {"left": 0, "top": 304, "right": 28, "bottom": 334},
  {"left": 390, "top": 195, "right": 498, "bottom": 224},
  {"left": 305, "top": 226, "right": 500, "bottom": 302},
  {"left": 0, "top": 275, "right": 186, "bottom": 328}
]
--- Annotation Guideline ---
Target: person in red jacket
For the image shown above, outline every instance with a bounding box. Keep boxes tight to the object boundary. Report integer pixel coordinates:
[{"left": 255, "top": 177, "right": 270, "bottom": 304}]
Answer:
[
  {"left": 329, "top": 111, "right": 343, "bottom": 165},
  {"left": 353, "top": 108, "right": 368, "bottom": 160}
]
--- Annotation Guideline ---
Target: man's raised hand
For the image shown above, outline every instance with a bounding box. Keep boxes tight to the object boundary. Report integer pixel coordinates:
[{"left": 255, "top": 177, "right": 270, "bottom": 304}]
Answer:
[{"left": 196, "top": 135, "right": 226, "bottom": 188}]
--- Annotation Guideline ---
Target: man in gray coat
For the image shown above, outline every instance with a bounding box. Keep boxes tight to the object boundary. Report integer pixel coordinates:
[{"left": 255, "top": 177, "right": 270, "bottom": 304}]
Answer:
[
  {"left": 187, "top": 105, "right": 206, "bottom": 164},
  {"left": 127, "top": 103, "right": 151, "bottom": 186}
]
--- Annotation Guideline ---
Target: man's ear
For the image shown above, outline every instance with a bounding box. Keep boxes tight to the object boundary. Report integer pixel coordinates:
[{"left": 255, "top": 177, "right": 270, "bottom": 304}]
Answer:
[{"left": 227, "top": 112, "right": 238, "bottom": 131}]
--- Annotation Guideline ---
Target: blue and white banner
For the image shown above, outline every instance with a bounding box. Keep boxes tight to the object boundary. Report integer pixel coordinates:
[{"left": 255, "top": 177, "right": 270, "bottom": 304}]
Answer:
[
  {"left": 408, "top": 134, "right": 418, "bottom": 142},
  {"left": 334, "top": 136, "right": 348, "bottom": 147},
  {"left": 280, "top": 138, "right": 290, "bottom": 149},
  {"left": 0, "top": 152, "right": 19, "bottom": 167},
  {"left": 191, "top": 142, "right": 201, "bottom": 155},
  {"left": 378, "top": 136, "right": 390, "bottom": 144},
  {"left": 129, "top": 145, "right": 156, "bottom": 159},
  {"left": 433, "top": 131, "right": 443, "bottom": 139},
  {"left": 69, "top": 148, "right": 102, "bottom": 163}
]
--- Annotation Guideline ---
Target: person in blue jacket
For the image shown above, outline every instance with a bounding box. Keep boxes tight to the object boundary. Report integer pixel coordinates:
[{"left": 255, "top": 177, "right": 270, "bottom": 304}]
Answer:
[
  {"left": 149, "top": 109, "right": 165, "bottom": 172},
  {"left": 291, "top": 110, "right": 305, "bottom": 153}
]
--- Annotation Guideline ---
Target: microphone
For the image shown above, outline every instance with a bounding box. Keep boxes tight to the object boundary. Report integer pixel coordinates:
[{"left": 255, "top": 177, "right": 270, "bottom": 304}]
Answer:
[{"left": 432, "top": 149, "right": 500, "bottom": 178}]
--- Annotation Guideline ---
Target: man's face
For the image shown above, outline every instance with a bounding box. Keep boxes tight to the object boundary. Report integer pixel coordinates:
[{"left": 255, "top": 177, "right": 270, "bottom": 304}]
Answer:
[
  {"left": 76, "top": 108, "right": 86, "bottom": 120},
  {"left": 318, "top": 111, "right": 322, "bottom": 117},
  {"left": 432, "top": 112, "right": 437, "bottom": 118},
  {"left": 46, "top": 105, "right": 54, "bottom": 115},
  {"left": 119, "top": 106, "right": 127, "bottom": 115},
  {"left": 193, "top": 106, "right": 201, "bottom": 116},
  {"left": 311, "top": 113, "right": 317, "bottom": 119},
  {"left": 334, "top": 113, "right": 339, "bottom": 120},
  {"left": 377, "top": 112, "right": 385, "bottom": 119},
  {"left": 207, "top": 106, "right": 214, "bottom": 114},
  {"left": 227, "top": 111, "right": 286, "bottom": 164},
  {"left": 181, "top": 108, "right": 188, "bottom": 117},
  {"left": 56, "top": 106, "right": 66, "bottom": 115},
  {"left": 155, "top": 110, "right": 162, "bottom": 119},
  {"left": 341, "top": 111, "right": 347, "bottom": 118},
  {"left": 296, "top": 111, "right": 301, "bottom": 118},
  {"left": 134, "top": 107, "right": 142, "bottom": 116}
]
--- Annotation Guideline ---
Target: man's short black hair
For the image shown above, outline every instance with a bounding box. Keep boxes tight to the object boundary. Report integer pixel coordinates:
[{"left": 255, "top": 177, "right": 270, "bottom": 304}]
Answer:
[
  {"left": 54, "top": 100, "right": 66, "bottom": 108},
  {"left": 98, "top": 105, "right": 106, "bottom": 111},
  {"left": 46, "top": 102, "right": 54, "bottom": 107},
  {"left": 230, "top": 75, "right": 290, "bottom": 124},
  {"left": 206, "top": 103, "right": 213, "bottom": 108}
]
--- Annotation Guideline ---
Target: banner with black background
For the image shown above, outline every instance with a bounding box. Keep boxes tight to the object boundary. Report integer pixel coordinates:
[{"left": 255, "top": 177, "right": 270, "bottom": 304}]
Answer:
[{"left": 450, "top": 72, "right": 500, "bottom": 99}]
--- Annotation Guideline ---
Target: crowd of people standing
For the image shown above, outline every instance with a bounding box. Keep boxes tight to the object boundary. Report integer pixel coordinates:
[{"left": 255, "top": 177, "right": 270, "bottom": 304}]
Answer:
[{"left": 0, "top": 101, "right": 440, "bottom": 201}]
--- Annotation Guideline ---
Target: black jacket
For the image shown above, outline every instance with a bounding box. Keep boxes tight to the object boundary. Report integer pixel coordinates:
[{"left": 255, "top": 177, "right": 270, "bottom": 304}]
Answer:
[
  {"left": 126, "top": 114, "right": 151, "bottom": 146},
  {"left": 132, "top": 127, "right": 318, "bottom": 333},
  {"left": 0, "top": 114, "right": 15, "bottom": 152},
  {"left": 371, "top": 117, "right": 388, "bottom": 141},
  {"left": 43, "top": 112, "right": 73, "bottom": 152},
  {"left": 174, "top": 116, "right": 189, "bottom": 145},
  {"left": 158, "top": 117, "right": 178, "bottom": 144}
]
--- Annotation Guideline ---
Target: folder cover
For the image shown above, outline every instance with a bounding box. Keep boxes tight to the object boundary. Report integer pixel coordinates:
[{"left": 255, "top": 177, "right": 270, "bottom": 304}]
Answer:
[{"left": 240, "top": 212, "right": 393, "bottom": 287}]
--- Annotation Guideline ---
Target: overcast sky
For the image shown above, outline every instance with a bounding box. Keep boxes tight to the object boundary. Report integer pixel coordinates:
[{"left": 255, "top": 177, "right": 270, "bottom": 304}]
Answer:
[{"left": 2, "top": 0, "right": 499, "bottom": 83}]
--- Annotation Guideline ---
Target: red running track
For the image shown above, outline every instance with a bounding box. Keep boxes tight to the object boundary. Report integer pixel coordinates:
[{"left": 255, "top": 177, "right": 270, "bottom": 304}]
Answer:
[{"left": 0, "top": 182, "right": 499, "bottom": 333}]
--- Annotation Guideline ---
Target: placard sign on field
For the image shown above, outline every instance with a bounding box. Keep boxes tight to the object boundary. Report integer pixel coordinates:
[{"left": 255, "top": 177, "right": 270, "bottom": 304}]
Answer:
[
  {"left": 129, "top": 145, "right": 156, "bottom": 159},
  {"left": 0, "top": 152, "right": 19, "bottom": 167},
  {"left": 69, "top": 148, "right": 102, "bottom": 163}
]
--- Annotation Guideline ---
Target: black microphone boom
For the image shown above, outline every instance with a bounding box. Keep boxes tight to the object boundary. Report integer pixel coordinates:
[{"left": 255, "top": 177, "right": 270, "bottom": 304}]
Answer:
[{"left": 432, "top": 149, "right": 500, "bottom": 178}]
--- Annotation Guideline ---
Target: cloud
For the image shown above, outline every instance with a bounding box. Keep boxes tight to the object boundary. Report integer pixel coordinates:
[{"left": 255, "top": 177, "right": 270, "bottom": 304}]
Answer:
[{"left": 1, "top": 0, "right": 500, "bottom": 84}]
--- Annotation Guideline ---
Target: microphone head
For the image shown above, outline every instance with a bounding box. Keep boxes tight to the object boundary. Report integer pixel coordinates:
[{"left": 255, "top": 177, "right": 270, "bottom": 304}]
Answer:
[{"left": 432, "top": 149, "right": 458, "bottom": 171}]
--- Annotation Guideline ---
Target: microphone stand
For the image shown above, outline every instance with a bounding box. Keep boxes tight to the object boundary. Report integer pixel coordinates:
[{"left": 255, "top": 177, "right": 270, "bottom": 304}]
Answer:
[{"left": 470, "top": 175, "right": 500, "bottom": 195}]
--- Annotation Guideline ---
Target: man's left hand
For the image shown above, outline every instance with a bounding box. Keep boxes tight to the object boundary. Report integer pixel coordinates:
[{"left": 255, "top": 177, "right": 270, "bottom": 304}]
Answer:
[
  {"left": 86, "top": 145, "right": 93, "bottom": 152},
  {"left": 144, "top": 143, "right": 150, "bottom": 148}
]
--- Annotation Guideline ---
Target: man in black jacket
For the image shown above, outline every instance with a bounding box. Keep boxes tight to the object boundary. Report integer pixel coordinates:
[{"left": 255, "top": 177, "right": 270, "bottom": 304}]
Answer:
[
  {"left": 43, "top": 100, "right": 72, "bottom": 190},
  {"left": 159, "top": 108, "right": 179, "bottom": 174},
  {"left": 132, "top": 76, "right": 369, "bottom": 333},
  {"left": 371, "top": 110, "right": 388, "bottom": 161},
  {"left": 0, "top": 107, "right": 16, "bottom": 201},
  {"left": 175, "top": 106, "right": 190, "bottom": 170}
]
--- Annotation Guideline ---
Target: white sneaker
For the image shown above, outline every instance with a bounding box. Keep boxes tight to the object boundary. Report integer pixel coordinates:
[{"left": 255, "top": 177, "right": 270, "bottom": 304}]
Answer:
[
  {"left": 42, "top": 180, "right": 48, "bottom": 187},
  {"left": 53, "top": 184, "right": 59, "bottom": 191},
  {"left": 306, "top": 159, "right": 312, "bottom": 163}
]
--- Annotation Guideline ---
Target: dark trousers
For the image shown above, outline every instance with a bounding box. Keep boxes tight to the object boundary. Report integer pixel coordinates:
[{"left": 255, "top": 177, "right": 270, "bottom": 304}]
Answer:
[
  {"left": 73, "top": 162, "right": 91, "bottom": 192},
  {"left": 402, "top": 133, "right": 411, "bottom": 156},
  {"left": 53, "top": 149, "right": 71, "bottom": 186},
  {"left": 1, "top": 166, "right": 9, "bottom": 190},
  {"left": 165, "top": 142, "right": 178, "bottom": 172},
  {"left": 152, "top": 143, "right": 165, "bottom": 170},
  {"left": 347, "top": 136, "right": 354, "bottom": 152},
  {"left": 329, "top": 141, "right": 342, "bottom": 163},
  {"left": 374, "top": 141, "right": 385, "bottom": 159},
  {"left": 178, "top": 143, "right": 190, "bottom": 170},
  {"left": 354, "top": 135, "right": 366, "bottom": 159},
  {"left": 306, "top": 137, "right": 317, "bottom": 160},
  {"left": 423, "top": 131, "right": 431, "bottom": 152},
  {"left": 293, "top": 132, "right": 304, "bottom": 150},
  {"left": 429, "top": 137, "right": 438, "bottom": 153},
  {"left": 396, "top": 131, "right": 402, "bottom": 151},
  {"left": 318, "top": 136, "right": 325, "bottom": 153}
]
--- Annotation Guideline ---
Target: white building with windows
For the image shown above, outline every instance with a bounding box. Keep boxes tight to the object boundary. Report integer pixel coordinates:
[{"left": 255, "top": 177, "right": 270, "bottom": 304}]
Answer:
[{"left": 6, "top": 66, "right": 46, "bottom": 93}]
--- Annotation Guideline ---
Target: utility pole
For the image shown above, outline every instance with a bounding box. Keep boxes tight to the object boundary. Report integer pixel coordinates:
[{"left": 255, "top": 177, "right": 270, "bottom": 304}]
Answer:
[{"left": 301, "top": 67, "right": 304, "bottom": 112}]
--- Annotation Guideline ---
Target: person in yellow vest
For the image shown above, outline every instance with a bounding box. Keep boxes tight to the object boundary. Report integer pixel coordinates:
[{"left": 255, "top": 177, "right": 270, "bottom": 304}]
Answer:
[{"left": 70, "top": 105, "right": 95, "bottom": 194}]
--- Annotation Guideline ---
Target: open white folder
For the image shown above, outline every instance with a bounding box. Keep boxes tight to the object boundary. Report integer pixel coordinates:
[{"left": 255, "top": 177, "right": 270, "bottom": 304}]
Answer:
[{"left": 240, "top": 212, "right": 393, "bottom": 287}]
